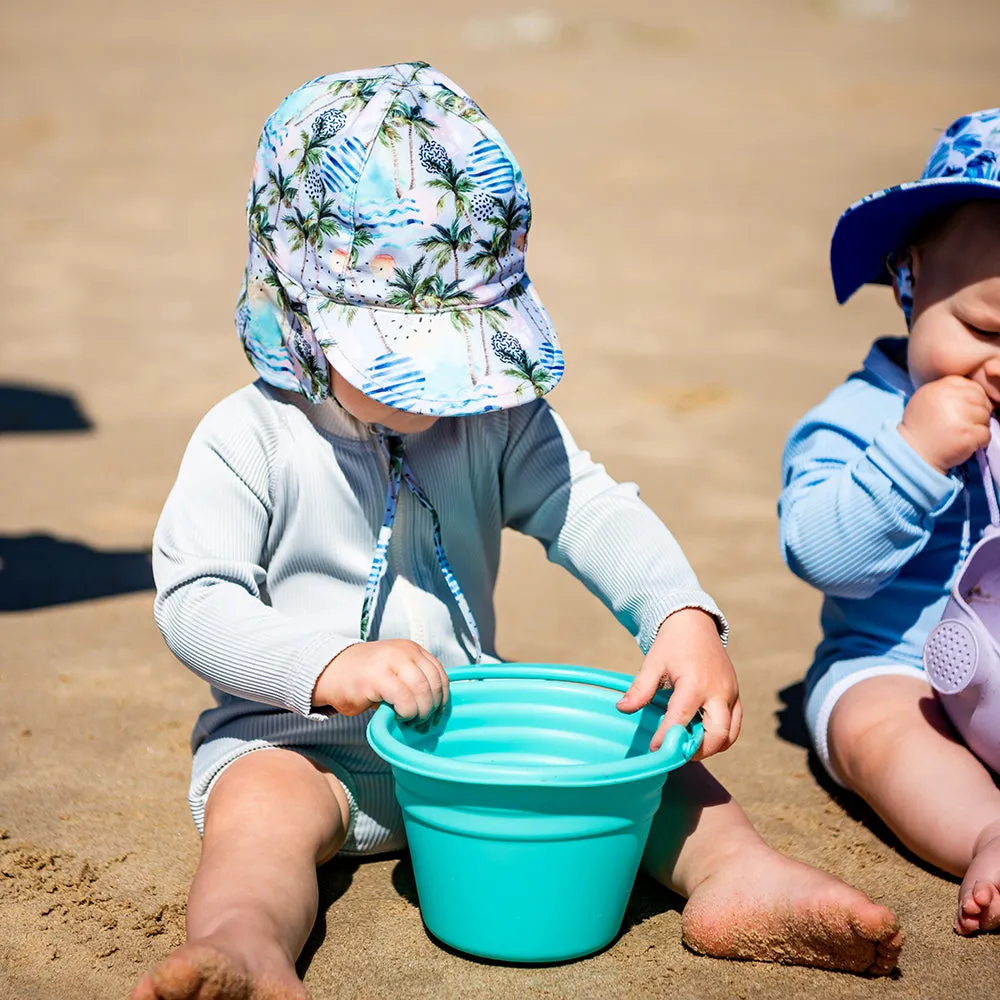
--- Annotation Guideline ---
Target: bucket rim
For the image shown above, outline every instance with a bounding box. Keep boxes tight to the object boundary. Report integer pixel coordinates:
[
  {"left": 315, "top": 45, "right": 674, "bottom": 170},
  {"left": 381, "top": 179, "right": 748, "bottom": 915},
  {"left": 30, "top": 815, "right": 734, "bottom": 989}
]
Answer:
[{"left": 366, "top": 662, "right": 702, "bottom": 787}]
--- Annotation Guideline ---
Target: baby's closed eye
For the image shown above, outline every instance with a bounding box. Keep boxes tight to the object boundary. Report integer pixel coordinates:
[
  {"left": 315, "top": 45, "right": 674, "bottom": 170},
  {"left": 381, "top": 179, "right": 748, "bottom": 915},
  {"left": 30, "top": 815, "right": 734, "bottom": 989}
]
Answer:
[{"left": 966, "top": 321, "right": 1000, "bottom": 338}]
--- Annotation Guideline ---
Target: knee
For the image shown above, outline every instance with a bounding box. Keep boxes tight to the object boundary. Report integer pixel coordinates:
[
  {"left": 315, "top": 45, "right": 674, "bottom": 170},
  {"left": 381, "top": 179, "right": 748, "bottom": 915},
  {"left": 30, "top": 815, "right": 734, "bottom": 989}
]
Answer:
[
  {"left": 828, "top": 710, "right": 889, "bottom": 790},
  {"left": 827, "top": 682, "right": 931, "bottom": 791},
  {"left": 203, "top": 750, "right": 348, "bottom": 862}
]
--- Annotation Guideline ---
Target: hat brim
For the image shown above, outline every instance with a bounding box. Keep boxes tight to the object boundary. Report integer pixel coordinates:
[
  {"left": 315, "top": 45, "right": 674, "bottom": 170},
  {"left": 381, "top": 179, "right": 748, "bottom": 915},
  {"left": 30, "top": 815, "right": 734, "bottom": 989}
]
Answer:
[
  {"left": 830, "top": 177, "right": 1000, "bottom": 304},
  {"left": 307, "top": 278, "right": 564, "bottom": 417}
]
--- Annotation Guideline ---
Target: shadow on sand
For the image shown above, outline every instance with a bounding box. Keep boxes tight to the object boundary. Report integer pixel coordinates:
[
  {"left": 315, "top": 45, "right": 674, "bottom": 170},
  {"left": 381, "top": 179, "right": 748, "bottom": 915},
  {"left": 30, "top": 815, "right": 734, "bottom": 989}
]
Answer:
[
  {"left": 0, "top": 382, "right": 93, "bottom": 433},
  {"left": 1, "top": 383, "right": 155, "bottom": 611},
  {"left": 0, "top": 533, "right": 154, "bottom": 611},
  {"left": 297, "top": 857, "right": 364, "bottom": 977}
]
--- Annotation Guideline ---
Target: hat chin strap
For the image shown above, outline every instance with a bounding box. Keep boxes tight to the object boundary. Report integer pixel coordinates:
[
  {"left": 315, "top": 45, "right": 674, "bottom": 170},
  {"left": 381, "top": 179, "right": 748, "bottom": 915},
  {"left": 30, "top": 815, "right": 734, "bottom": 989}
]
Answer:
[{"left": 359, "top": 431, "right": 483, "bottom": 664}]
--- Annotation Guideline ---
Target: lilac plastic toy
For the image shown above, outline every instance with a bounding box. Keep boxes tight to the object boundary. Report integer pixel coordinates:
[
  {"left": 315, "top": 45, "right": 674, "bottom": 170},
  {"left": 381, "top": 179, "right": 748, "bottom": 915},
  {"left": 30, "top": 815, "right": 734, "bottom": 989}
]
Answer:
[{"left": 923, "top": 419, "right": 1000, "bottom": 774}]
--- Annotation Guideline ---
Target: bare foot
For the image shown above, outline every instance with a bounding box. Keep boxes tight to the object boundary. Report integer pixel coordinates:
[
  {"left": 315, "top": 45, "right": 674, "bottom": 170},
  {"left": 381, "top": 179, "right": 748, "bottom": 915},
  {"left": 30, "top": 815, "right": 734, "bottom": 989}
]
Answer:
[
  {"left": 956, "top": 827, "right": 1000, "bottom": 935},
  {"left": 130, "top": 939, "right": 307, "bottom": 1000},
  {"left": 681, "top": 846, "right": 903, "bottom": 976}
]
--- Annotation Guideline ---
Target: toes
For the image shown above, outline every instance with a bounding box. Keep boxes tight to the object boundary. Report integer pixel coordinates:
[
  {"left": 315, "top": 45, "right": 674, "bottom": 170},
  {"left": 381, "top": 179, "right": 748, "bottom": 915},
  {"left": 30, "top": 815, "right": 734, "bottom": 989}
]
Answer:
[
  {"left": 150, "top": 954, "right": 204, "bottom": 999},
  {"left": 133, "top": 946, "right": 254, "bottom": 1000},
  {"left": 955, "top": 880, "right": 1000, "bottom": 935},
  {"left": 852, "top": 902, "right": 899, "bottom": 942},
  {"left": 128, "top": 941, "right": 310, "bottom": 1000},
  {"left": 960, "top": 892, "right": 982, "bottom": 917},
  {"left": 867, "top": 928, "right": 903, "bottom": 977},
  {"left": 973, "top": 881, "right": 994, "bottom": 908},
  {"left": 979, "top": 884, "right": 1000, "bottom": 932},
  {"left": 129, "top": 976, "right": 156, "bottom": 1000}
]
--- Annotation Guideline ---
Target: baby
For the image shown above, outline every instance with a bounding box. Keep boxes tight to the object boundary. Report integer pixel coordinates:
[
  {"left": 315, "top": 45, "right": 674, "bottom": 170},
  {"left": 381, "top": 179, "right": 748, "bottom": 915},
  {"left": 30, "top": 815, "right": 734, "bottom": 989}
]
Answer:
[
  {"left": 780, "top": 109, "right": 1000, "bottom": 935},
  {"left": 133, "top": 62, "right": 902, "bottom": 1000}
]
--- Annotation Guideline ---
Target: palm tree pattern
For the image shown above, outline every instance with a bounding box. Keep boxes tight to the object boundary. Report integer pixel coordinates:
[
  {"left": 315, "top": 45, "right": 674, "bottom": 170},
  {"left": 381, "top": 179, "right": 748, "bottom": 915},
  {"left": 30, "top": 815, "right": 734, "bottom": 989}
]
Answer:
[
  {"left": 835, "top": 108, "right": 1000, "bottom": 304},
  {"left": 395, "top": 102, "right": 436, "bottom": 190},
  {"left": 417, "top": 220, "right": 473, "bottom": 283},
  {"left": 237, "top": 62, "right": 563, "bottom": 417},
  {"left": 491, "top": 331, "right": 557, "bottom": 399}
]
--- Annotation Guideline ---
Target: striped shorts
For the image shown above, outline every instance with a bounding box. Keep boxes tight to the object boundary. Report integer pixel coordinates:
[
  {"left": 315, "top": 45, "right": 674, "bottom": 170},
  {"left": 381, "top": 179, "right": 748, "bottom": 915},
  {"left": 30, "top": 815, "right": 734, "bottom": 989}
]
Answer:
[{"left": 188, "top": 702, "right": 405, "bottom": 856}]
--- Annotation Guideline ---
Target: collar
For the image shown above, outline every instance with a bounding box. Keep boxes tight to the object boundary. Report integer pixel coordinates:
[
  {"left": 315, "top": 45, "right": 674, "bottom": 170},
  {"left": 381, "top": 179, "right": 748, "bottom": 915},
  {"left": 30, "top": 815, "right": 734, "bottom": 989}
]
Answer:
[
  {"left": 862, "top": 337, "right": 914, "bottom": 398},
  {"left": 267, "top": 383, "right": 373, "bottom": 442}
]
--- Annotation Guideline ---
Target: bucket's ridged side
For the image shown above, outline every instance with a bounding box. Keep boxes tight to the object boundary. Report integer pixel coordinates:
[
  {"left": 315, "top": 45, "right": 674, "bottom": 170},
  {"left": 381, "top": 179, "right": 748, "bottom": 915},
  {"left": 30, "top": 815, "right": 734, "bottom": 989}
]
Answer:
[
  {"left": 394, "top": 769, "right": 667, "bottom": 962},
  {"left": 367, "top": 665, "right": 702, "bottom": 963}
]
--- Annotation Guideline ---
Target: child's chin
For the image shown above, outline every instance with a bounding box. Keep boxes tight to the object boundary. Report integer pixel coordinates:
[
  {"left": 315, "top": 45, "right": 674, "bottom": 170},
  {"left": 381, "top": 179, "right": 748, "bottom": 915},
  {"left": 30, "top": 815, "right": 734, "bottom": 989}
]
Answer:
[{"left": 386, "top": 412, "right": 440, "bottom": 434}]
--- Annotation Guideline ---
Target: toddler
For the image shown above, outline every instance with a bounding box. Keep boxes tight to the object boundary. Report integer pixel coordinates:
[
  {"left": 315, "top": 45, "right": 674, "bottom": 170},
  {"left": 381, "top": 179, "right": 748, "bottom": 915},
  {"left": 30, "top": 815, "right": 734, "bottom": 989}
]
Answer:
[
  {"left": 780, "top": 109, "right": 1000, "bottom": 936},
  {"left": 134, "top": 63, "right": 902, "bottom": 1000}
]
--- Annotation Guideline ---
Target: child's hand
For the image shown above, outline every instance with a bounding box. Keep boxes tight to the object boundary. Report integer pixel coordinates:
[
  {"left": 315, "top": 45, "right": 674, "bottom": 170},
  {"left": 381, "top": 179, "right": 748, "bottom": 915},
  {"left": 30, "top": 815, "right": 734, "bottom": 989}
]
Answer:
[
  {"left": 899, "top": 375, "right": 993, "bottom": 474},
  {"left": 313, "top": 640, "right": 449, "bottom": 723},
  {"left": 616, "top": 608, "right": 741, "bottom": 760}
]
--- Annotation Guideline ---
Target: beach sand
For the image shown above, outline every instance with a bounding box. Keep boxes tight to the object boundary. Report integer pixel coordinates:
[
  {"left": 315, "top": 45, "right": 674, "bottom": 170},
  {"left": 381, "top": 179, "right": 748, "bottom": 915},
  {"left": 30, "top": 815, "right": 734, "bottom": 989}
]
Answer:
[{"left": 2, "top": 0, "right": 999, "bottom": 996}]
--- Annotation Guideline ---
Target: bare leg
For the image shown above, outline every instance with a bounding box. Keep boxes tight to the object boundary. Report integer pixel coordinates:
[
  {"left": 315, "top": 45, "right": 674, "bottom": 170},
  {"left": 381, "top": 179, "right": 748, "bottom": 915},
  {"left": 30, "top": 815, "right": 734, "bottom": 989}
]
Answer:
[
  {"left": 829, "top": 674, "right": 1000, "bottom": 935},
  {"left": 642, "top": 762, "right": 902, "bottom": 975},
  {"left": 131, "top": 749, "right": 351, "bottom": 1000}
]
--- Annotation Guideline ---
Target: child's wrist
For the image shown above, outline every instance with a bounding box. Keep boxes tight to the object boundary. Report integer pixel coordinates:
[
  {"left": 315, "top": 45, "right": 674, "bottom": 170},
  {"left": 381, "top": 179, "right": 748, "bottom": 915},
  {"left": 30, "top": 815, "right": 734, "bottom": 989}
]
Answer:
[
  {"left": 655, "top": 606, "right": 722, "bottom": 642},
  {"left": 311, "top": 664, "right": 336, "bottom": 709},
  {"left": 897, "top": 422, "right": 950, "bottom": 474},
  {"left": 311, "top": 643, "right": 360, "bottom": 709}
]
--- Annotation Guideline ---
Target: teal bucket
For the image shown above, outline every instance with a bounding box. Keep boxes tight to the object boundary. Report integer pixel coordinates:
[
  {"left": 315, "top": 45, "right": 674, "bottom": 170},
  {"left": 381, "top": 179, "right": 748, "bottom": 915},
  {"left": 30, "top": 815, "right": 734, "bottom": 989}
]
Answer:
[{"left": 366, "top": 663, "right": 701, "bottom": 963}]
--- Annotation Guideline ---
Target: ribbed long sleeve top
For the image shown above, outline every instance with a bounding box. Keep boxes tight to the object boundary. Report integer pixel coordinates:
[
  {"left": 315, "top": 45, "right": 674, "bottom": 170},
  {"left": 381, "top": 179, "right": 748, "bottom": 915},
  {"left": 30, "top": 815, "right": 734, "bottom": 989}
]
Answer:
[
  {"left": 153, "top": 381, "right": 725, "bottom": 720},
  {"left": 779, "top": 338, "right": 990, "bottom": 674}
]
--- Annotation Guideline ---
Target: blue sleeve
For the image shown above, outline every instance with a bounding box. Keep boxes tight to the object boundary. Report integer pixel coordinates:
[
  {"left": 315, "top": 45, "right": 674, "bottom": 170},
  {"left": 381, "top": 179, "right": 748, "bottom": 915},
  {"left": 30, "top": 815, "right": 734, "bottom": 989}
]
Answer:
[{"left": 779, "top": 377, "right": 962, "bottom": 599}]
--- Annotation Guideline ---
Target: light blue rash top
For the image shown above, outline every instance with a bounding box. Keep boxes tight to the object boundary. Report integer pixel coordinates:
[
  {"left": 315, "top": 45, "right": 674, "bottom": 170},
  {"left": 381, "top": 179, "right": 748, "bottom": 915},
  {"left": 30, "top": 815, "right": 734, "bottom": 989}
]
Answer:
[{"left": 779, "top": 338, "right": 991, "bottom": 691}]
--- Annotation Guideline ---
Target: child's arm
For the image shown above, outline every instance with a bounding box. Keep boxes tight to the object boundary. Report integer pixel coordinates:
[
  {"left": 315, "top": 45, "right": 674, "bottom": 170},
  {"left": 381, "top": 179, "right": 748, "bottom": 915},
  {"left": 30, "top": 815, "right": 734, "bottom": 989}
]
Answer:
[
  {"left": 779, "top": 378, "right": 978, "bottom": 599},
  {"left": 156, "top": 401, "right": 449, "bottom": 723},
  {"left": 153, "top": 405, "right": 359, "bottom": 718},
  {"left": 499, "top": 400, "right": 737, "bottom": 757}
]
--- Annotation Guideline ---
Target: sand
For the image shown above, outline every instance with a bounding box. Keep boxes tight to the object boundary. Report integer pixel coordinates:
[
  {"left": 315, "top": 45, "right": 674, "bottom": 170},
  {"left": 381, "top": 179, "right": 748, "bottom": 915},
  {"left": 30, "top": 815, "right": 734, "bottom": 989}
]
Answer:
[{"left": 2, "top": 0, "right": 999, "bottom": 996}]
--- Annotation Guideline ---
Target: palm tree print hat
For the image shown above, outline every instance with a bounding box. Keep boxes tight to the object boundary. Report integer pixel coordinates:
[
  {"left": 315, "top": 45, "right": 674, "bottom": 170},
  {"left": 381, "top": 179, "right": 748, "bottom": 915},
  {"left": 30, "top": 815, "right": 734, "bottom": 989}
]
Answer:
[
  {"left": 831, "top": 108, "right": 1000, "bottom": 305},
  {"left": 237, "top": 62, "right": 563, "bottom": 415}
]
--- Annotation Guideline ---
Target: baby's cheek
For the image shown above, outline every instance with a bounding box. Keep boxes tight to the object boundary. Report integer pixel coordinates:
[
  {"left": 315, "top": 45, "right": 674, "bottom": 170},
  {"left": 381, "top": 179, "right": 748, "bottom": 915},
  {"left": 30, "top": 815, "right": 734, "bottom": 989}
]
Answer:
[
  {"left": 910, "top": 317, "right": 967, "bottom": 385},
  {"left": 926, "top": 341, "right": 958, "bottom": 379},
  {"left": 904, "top": 337, "right": 937, "bottom": 388}
]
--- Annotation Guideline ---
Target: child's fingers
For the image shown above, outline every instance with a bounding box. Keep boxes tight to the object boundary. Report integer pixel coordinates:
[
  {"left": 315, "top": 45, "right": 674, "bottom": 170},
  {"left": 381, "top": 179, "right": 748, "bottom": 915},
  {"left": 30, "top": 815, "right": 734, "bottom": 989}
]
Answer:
[
  {"left": 386, "top": 660, "right": 436, "bottom": 721},
  {"left": 416, "top": 648, "right": 449, "bottom": 708},
  {"left": 381, "top": 673, "right": 420, "bottom": 721},
  {"left": 649, "top": 680, "right": 701, "bottom": 751},
  {"left": 692, "top": 697, "right": 733, "bottom": 760},
  {"left": 616, "top": 660, "right": 664, "bottom": 714},
  {"left": 407, "top": 663, "right": 438, "bottom": 721},
  {"left": 438, "top": 660, "right": 450, "bottom": 702},
  {"left": 728, "top": 697, "right": 744, "bottom": 746}
]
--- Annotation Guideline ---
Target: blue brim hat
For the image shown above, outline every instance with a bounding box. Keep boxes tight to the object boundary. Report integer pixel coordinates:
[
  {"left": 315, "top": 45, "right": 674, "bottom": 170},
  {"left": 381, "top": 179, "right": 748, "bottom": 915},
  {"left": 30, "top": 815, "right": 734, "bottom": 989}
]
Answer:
[
  {"left": 237, "top": 62, "right": 564, "bottom": 417},
  {"left": 830, "top": 109, "right": 1000, "bottom": 305}
]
